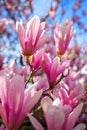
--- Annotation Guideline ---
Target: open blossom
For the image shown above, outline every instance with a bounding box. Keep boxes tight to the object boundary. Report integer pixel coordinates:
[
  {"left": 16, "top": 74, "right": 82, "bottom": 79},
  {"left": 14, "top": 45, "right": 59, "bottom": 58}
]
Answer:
[
  {"left": 33, "top": 74, "right": 49, "bottom": 90},
  {"left": 0, "top": 75, "right": 43, "bottom": 130},
  {"left": 0, "top": 60, "right": 28, "bottom": 80},
  {"left": 16, "top": 16, "right": 49, "bottom": 56},
  {"left": 42, "top": 54, "right": 70, "bottom": 84},
  {"left": 29, "top": 96, "right": 83, "bottom": 130},
  {"left": 54, "top": 20, "right": 73, "bottom": 55},
  {"left": 31, "top": 49, "right": 44, "bottom": 70},
  {"left": 53, "top": 77, "right": 84, "bottom": 108},
  {"left": 9, "top": 60, "right": 28, "bottom": 79}
]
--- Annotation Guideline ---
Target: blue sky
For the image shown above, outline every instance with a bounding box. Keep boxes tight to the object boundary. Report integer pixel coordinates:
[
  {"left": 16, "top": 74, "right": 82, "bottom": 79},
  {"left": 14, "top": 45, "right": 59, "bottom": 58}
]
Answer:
[
  {"left": 32, "top": 0, "right": 87, "bottom": 45},
  {"left": 0, "top": 0, "right": 87, "bottom": 63}
]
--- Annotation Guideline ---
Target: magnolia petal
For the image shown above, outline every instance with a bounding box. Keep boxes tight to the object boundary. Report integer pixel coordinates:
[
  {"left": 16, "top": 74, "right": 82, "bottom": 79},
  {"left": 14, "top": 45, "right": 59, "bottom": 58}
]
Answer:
[
  {"left": 54, "top": 21, "right": 72, "bottom": 55},
  {"left": 8, "top": 75, "right": 24, "bottom": 113},
  {"left": 29, "top": 114, "right": 44, "bottom": 130},
  {"left": 46, "top": 106, "right": 65, "bottom": 130},
  {"left": 63, "top": 105, "right": 72, "bottom": 118},
  {"left": 42, "top": 54, "right": 51, "bottom": 81},
  {"left": 16, "top": 21, "right": 24, "bottom": 49},
  {"left": 72, "top": 123, "right": 86, "bottom": 130},
  {"left": 60, "top": 88, "right": 69, "bottom": 104},
  {"left": 66, "top": 103, "right": 83, "bottom": 130},
  {"left": 0, "top": 104, "right": 7, "bottom": 128},
  {"left": 24, "top": 89, "right": 43, "bottom": 113},
  {"left": 41, "top": 96, "right": 52, "bottom": 113},
  {"left": 50, "top": 57, "right": 59, "bottom": 82},
  {"left": 33, "top": 49, "right": 44, "bottom": 69},
  {"left": 27, "top": 16, "right": 40, "bottom": 45},
  {"left": 16, "top": 89, "right": 43, "bottom": 129},
  {"left": 41, "top": 97, "right": 65, "bottom": 130},
  {"left": 23, "top": 81, "right": 39, "bottom": 105},
  {"left": 0, "top": 76, "right": 9, "bottom": 106},
  {"left": 57, "top": 60, "right": 70, "bottom": 76},
  {"left": 8, "top": 75, "right": 24, "bottom": 128},
  {"left": 35, "top": 34, "right": 50, "bottom": 51},
  {"left": 70, "top": 85, "right": 84, "bottom": 101}
]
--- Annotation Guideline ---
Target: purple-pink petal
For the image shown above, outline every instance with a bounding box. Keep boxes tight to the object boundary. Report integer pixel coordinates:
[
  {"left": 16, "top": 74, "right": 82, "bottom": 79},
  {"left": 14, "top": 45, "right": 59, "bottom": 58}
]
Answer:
[
  {"left": 66, "top": 103, "right": 83, "bottom": 130},
  {"left": 29, "top": 114, "right": 44, "bottom": 130}
]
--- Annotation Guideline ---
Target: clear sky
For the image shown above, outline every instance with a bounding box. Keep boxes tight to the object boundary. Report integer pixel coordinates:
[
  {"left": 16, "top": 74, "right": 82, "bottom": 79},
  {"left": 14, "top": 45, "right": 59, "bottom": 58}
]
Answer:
[
  {"left": 33, "top": 0, "right": 87, "bottom": 45},
  {"left": 0, "top": 0, "right": 87, "bottom": 63}
]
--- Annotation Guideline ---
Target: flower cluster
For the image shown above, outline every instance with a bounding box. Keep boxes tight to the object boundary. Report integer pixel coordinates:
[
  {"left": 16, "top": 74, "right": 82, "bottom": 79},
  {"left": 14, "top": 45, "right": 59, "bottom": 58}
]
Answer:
[{"left": 0, "top": 16, "right": 87, "bottom": 130}]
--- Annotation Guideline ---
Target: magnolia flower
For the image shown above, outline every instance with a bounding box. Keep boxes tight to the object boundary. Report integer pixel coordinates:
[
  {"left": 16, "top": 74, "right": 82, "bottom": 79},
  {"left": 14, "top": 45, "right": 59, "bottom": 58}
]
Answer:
[
  {"left": 54, "top": 20, "right": 73, "bottom": 55},
  {"left": 66, "top": 44, "right": 81, "bottom": 58},
  {"left": 0, "top": 75, "right": 43, "bottom": 130},
  {"left": 31, "top": 49, "right": 44, "bottom": 70},
  {"left": 42, "top": 54, "right": 70, "bottom": 84},
  {"left": 53, "top": 77, "right": 84, "bottom": 108},
  {"left": 29, "top": 96, "right": 83, "bottom": 130},
  {"left": 0, "top": 60, "right": 28, "bottom": 80},
  {"left": 44, "top": 42, "right": 56, "bottom": 56},
  {"left": 10, "top": 60, "right": 28, "bottom": 79},
  {"left": 16, "top": 16, "right": 49, "bottom": 56},
  {"left": 33, "top": 74, "right": 49, "bottom": 90}
]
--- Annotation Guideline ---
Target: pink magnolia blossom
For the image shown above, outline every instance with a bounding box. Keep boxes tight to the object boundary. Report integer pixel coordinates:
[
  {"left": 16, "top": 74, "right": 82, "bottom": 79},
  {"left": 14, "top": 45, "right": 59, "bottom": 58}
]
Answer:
[
  {"left": 53, "top": 77, "right": 84, "bottom": 108},
  {"left": 0, "top": 60, "right": 28, "bottom": 80},
  {"left": 44, "top": 42, "right": 56, "bottom": 57},
  {"left": 31, "top": 49, "right": 44, "bottom": 70},
  {"left": 54, "top": 20, "right": 73, "bottom": 55},
  {"left": 10, "top": 60, "right": 28, "bottom": 78},
  {"left": 0, "top": 75, "right": 43, "bottom": 130},
  {"left": 33, "top": 74, "right": 49, "bottom": 90},
  {"left": 16, "top": 16, "right": 49, "bottom": 56},
  {"left": 66, "top": 44, "right": 81, "bottom": 58},
  {"left": 29, "top": 96, "right": 83, "bottom": 130},
  {"left": 42, "top": 54, "right": 70, "bottom": 84}
]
